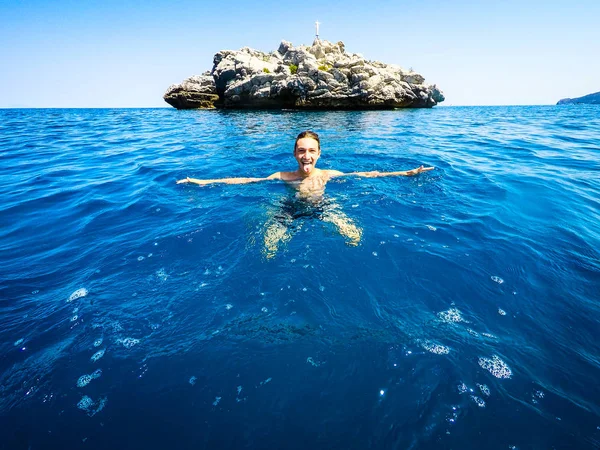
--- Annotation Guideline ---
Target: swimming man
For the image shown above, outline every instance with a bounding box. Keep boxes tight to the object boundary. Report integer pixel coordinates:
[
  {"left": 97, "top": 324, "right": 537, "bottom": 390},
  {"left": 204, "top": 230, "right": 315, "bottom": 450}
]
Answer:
[{"left": 177, "top": 130, "right": 434, "bottom": 256}]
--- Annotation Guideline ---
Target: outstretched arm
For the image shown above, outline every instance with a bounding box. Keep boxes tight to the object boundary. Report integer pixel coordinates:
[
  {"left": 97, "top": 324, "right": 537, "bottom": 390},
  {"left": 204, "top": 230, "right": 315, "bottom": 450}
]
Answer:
[
  {"left": 330, "top": 165, "right": 434, "bottom": 179},
  {"left": 177, "top": 173, "right": 281, "bottom": 186}
]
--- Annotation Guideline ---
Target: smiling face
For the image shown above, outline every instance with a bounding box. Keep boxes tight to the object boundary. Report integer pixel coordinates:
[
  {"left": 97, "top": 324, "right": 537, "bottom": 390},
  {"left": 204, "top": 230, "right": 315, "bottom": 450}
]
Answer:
[{"left": 294, "top": 137, "right": 321, "bottom": 176}]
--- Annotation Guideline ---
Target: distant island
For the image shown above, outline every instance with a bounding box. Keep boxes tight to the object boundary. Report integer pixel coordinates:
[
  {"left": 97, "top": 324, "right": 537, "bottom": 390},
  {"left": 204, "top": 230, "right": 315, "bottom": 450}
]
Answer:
[
  {"left": 164, "top": 39, "right": 444, "bottom": 110},
  {"left": 557, "top": 91, "right": 600, "bottom": 105}
]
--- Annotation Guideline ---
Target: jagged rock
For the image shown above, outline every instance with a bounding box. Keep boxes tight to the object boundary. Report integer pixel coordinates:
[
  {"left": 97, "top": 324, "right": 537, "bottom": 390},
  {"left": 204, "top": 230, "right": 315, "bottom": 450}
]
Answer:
[
  {"left": 557, "top": 91, "right": 600, "bottom": 105},
  {"left": 163, "top": 75, "right": 220, "bottom": 109},
  {"left": 164, "top": 39, "right": 444, "bottom": 110}
]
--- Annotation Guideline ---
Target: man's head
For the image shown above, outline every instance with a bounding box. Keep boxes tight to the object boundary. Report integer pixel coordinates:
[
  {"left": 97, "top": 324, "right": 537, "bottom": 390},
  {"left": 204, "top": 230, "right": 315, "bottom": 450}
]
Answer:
[{"left": 294, "top": 130, "right": 321, "bottom": 175}]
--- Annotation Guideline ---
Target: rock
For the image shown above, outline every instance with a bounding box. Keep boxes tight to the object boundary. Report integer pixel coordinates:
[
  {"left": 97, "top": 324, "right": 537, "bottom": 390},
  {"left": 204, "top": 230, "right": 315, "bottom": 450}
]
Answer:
[
  {"left": 164, "top": 39, "right": 444, "bottom": 110},
  {"left": 557, "top": 91, "right": 600, "bottom": 105},
  {"left": 163, "top": 75, "right": 220, "bottom": 109}
]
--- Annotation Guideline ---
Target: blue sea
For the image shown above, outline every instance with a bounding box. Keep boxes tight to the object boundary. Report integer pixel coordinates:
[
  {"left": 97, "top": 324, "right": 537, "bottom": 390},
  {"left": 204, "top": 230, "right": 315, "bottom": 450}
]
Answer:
[{"left": 1, "top": 106, "right": 599, "bottom": 449}]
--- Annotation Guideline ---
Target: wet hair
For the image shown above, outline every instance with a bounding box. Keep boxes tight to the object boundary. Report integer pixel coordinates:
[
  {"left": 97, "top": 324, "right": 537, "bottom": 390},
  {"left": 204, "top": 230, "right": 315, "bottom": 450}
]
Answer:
[{"left": 294, "top": 130, "right": 320, "bottom": 152}]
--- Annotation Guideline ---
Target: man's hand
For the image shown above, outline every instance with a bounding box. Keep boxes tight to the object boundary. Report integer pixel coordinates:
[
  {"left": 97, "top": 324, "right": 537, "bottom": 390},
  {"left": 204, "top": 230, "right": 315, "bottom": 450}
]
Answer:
[
  {"left": 405, "top": 165, "right": 434, "bottom": 176},
  {"left": 176, "top": 177, "right": 191, "bottom": 184}
]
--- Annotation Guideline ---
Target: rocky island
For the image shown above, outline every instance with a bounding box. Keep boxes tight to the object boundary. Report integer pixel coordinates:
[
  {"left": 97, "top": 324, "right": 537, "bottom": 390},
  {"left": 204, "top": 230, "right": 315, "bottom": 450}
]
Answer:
[
  {"left": 557, "top": 91, "right": 600, "bottom": 105},
  {"left": 164, "top": 39, "right": 444, "bottom": 110}
]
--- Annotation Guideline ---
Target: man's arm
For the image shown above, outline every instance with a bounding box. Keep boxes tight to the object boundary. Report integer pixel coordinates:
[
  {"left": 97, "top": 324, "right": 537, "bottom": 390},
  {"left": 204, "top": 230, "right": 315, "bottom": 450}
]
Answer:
[
  {"left": 330, "top": 166, "right": 434, "bottom": 178},
  {"left": 177, "top": 172, "right": 281, "bottom": 186}
]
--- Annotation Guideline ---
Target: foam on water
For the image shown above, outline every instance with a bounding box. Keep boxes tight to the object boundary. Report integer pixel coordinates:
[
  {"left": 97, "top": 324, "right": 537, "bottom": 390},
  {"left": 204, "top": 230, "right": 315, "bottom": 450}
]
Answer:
[
  {"left": 118, "top": 337, "right": 140, "bottom": 349},
  {"left": 90, "top": 349, "right": 105, "bottom": 362},
  {"left": 77, "top": 369, "right": 102, "bottom": 388},
  {"left": 477, "top": 383, "right": 491, "bottom": 397},
  {"left": 420, "top": 341, "right": 450, "bottom": 355},
  {"left": 68, "top": 288, "right": 88, "bottom": 302},
  {"left": 470, "top": 395, "right": 486, "bottom": 407},
  {"left": 490, "top": 276, "right": 504, "bottom": 284},
  {"left": 77, "top": 395, "right": 107, "bottom": 416},
  {"left": 478, "top": 355, "right": 513, "bottom": 379},
  {"left": 437, "top": 307, "right": 466, "bottom": 323}
]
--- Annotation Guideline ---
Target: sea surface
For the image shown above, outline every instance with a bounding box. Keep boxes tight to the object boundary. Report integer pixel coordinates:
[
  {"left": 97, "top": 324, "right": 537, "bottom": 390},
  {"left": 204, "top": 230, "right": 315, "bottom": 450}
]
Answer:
[{"left": 1, "top": 106, "right": 599, "bottom": 449}]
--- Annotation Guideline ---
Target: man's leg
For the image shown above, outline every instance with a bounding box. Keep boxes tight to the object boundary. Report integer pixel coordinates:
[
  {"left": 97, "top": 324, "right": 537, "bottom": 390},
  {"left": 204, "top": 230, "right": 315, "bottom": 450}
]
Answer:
[{"left": 321, "top": 207, "right": 362, "bottom": 246}]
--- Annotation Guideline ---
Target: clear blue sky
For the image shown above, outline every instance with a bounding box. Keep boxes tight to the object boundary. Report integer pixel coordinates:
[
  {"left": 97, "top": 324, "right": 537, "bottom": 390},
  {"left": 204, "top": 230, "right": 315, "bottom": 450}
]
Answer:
[{"left": 1, "top": 0, "right": 599, "bottom": 107}]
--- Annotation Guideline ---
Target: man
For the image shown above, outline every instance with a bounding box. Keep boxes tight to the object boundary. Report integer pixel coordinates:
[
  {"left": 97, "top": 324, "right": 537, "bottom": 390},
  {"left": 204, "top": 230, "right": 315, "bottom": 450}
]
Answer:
[
  {"left": 177, "top": 131, "right": 434, "bottom": 257},
  {"left": 177, "top": 130, "right": 434, "bottom": 194}
]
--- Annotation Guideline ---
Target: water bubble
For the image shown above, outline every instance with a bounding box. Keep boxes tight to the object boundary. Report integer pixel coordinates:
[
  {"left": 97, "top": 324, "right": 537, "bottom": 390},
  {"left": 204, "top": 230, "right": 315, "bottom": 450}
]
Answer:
[
  {"left": 77, "top": 395, "right": 107, "bottom": 416},
  {"left": 189, "top": 376, "right": 197, "bottom": 386},
  {"left": 32, "top": 290, "right": 39, "bottom": 294},
  {"left": 478, "top": 355, "right": 512, "bottom": 379},
  {"left": 319, "top": 285, "right": 325, "bottom": 292},
  {"left": 156, "top": 269, "right": 168, "bottom": 281},
  {"left": 78, "top": 395, "right": 94, "bottom": 410},
  {"left": 372, "top": 252, "right": 378, "bottom": 257},
  {"left": 237, "top": 386, "right": 242, "bottom": 395},
  {"left": 137, "top": 256, "right": 145, "bottom": 261},
  {"left": 466, "top": 328, "right": 479, "bottom": 337},
  {"left": 118, "top": 337, "right": 140, "bottom": 349},
  {"left": 306, "top": 357, "right": 321, "bottom": 367},
  {"left": 90, "top": 349, "right": 105, "bottom": 362},
  {"left": 481, "top": 332, "right": 497, "bottom": 339},
  {"left": 438, "top": 307, "right": 466, "bottom": 323},
  {"left": 477, "top": 383, "right": 491, "bottom": 397},
  {"left": 93, "top": 338, "right": 103, "bottom": 347},
  {"left": 420, "top": 341, "right": 450, "bottom": 355},
  {"left": 14, "top": 338, "right": 24, "bottom": 346},
  {"left": 71, "top": 315, "right": 79, "bottom": 322},
  {"left": 457, "top": 383, "right": 468, "bottom": 394},
  {"left": 225, "top": 304, "right": 233, "bottom": 310},
  {"left": 77, "top": 375, "right": 93, "bottom": 388},
  {"left": 302, "top": 287, "right": 307, "bottom": 292},
  {"left": 259, "top": 377, "right": 272, "bottom": 386},
  {"left": 379, "top": 389, "right": 385, "bottom": 396},
  {"left": 498, "top": 309, "right": 507, "bottom": 316},
  {"left": 68, "top": 288, "right": 88, "bottom": 302},
  {"left": 147, "top": 253, "right": 153, "bottom": 258},
  {"left": 470, "top": 395, "right": 486, "bottom": 407},
  {"left": 490, "top": 276, "right": 504, "bottom": 284},
  {"left": 534, "top": 390, "right": 544, "bottom": 399},
  {"left": 426, "top": 225, "right": 437, "bottom": 231},
  {"left": 261, "top": 307, "right": 268, "bottom": 313},
  {"left": 137, "top": 363, "right": 148, "bottom": 378},
  {"left": 212, "top": 396, "right": 221, "bottom": 406}
]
